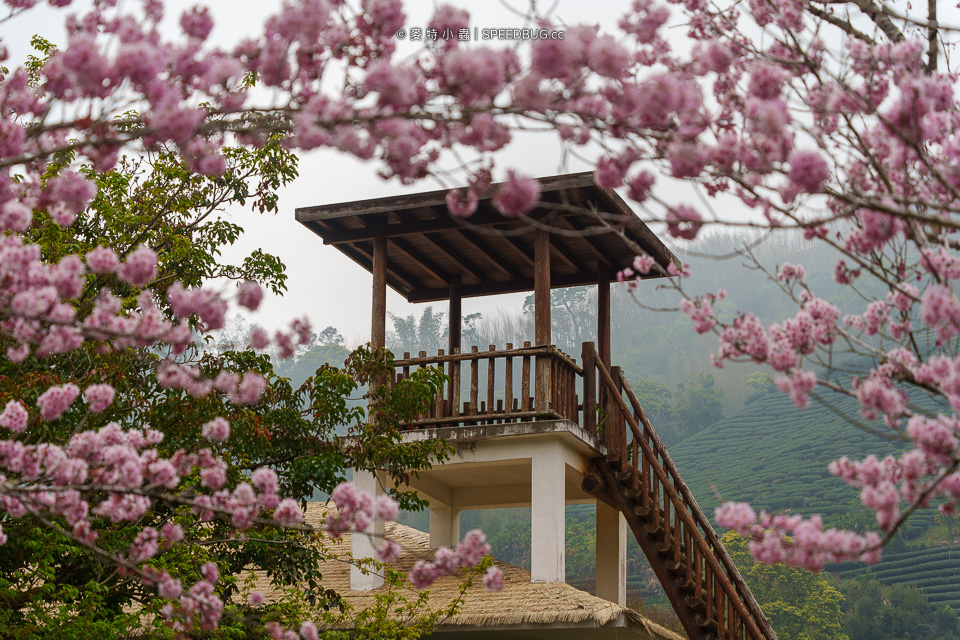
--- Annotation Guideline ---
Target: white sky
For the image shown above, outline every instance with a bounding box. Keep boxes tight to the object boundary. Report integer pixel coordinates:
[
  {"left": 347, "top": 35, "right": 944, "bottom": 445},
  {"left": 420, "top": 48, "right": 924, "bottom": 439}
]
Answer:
[{"left": 3, "top": 0, "right": 683, "bottom": 346}]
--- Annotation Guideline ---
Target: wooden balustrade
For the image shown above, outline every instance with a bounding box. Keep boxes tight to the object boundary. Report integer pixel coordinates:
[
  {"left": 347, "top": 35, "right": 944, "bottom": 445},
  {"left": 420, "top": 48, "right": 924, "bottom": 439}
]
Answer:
[
  {"left": 579, "top": 341, "right": 777, "bottom": 640},
  {"left": 390, "top": 343, "right": 582, "bottom": 428},
  {"left": 389, "top": 339, "right": 775, "bottom": 639}
]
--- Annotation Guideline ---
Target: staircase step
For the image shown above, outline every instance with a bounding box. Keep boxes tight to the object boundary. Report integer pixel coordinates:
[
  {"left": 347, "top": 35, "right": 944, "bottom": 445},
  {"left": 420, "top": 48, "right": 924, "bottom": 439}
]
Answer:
[
  {"left": 632, "top": 504, "right": 652, "bottom": 519},
  {"left": 616, "top": 468, "right": 635, "bottom": 482},
  {"left": 676, "top": 577, "right": 696, "bottom": 592},
  {"left": 665, "top": 555, "right": 688, "bottom": 572},
  {"left": 685, "top": 595, "right": 707, "bottom": 614},
  {"left": 697, "top": 615, "right": 720, "bottom": 634}
]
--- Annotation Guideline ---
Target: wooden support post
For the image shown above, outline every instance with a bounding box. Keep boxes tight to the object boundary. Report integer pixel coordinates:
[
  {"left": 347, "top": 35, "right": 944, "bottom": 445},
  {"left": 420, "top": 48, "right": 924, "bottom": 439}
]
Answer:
[
  {"left": 598, "top": 264, "right": 611, "bottom": 368},
  {"left": 534, "top": 229, "right": 551, "bottom": 412},
  {"left": 371, "top": 236, "right": 387, "bottom": 349},
  {"left": 470, "top": 345, "right": 479, "bottom": 416},
  {"left": 582, "top": 342, "right": 596, "bottom": 436},
  {"left": 487, "top": 345, "right": 495, "bottom": 423},
  {"left": 370, "top": 236, "right": 387, "bottom": 418},
  {"left": 448, "top": 276, "right": 462, "bottom": 352},
  {"left": 451, "top": 348, "right": 461, "bottom": 419},
  {"left": 447, "top": 276, "right": 461, "bottom": 413},
  {"left": 521, "top": 340, "right": 532, "bottom": 410},
  {"left": 505, "top": 343, "right": 514, "bottom": 422}
]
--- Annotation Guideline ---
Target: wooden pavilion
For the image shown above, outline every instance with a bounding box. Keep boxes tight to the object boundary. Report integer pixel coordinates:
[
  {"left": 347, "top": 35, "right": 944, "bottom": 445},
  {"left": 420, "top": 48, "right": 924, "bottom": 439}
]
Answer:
[
  {"left": 296, "top": 172, "right": 676, "bottom": 421},
  {"left": 296, "top": 173, "right": 778, "bottom": 640}
]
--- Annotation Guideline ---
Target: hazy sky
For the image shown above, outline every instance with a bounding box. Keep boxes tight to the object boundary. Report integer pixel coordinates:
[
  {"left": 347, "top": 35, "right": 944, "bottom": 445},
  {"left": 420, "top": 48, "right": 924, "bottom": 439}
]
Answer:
[{"left": 6, "top": 0, "right": 674, "bottom": 346}]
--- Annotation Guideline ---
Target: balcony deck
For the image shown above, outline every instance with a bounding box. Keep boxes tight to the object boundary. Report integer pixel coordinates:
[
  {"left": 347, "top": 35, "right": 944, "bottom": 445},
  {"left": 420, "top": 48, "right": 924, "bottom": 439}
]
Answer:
[
  {"left": 389, "top": 342, "right": 587, "bottom": 430},
  {"left": 388, "top": 341, "right": 778, "bottom": 640}
]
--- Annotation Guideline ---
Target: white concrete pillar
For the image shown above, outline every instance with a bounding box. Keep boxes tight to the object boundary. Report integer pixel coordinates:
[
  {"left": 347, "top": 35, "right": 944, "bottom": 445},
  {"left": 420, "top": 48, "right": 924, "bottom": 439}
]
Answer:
[
  {"left": 350, "top": 469, "right": 385, "bottom": 590},
  {"left": 531, "top": 443, "right": 565, "bottom": 582},
  {"left": 595, "top": 500, "right": 627, "bottom": 605},
  {"left": 429, "top": 505, "right": 460, "bottom": 548}
]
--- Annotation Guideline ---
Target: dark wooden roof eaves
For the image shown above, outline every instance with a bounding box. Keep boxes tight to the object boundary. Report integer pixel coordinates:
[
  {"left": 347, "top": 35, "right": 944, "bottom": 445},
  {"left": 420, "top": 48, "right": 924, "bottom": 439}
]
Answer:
[
  {"left": 296, "top": 173, "right": 679, "bottom": 303},
  {"left": 295, "top": 173, "right": 598, "bottom": 222}
]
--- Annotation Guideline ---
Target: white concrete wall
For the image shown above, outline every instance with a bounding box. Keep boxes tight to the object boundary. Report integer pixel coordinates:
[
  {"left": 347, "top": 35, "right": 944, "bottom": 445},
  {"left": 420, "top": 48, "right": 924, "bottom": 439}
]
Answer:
[
  {"left": 350, "top": 469, "right": 385, "bottom": 590},
  {"left": 531, "top": 440, "right": 566, "bottom": 582},
  {"left": 595, "top": 500, "right": 627, "bottom": 605}
]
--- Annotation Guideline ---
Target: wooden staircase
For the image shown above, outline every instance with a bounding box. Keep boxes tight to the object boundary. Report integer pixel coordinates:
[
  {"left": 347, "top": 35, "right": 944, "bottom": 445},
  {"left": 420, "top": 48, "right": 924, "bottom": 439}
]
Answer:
[{"left": 579, "top": 342, "right": 778, "bottom": 640}]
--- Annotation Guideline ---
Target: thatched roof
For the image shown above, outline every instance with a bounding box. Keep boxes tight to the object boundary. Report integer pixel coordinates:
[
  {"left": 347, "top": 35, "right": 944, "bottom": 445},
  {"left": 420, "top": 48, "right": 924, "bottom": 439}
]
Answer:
[{"left": 251, "top": 504, "right": 685, "bottom": 640}]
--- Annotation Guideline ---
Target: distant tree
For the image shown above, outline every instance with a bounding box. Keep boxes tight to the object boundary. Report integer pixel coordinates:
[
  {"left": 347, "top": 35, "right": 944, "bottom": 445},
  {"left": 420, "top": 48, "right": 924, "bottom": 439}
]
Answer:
[
  {"left": 840, "top": 577, "right": 960, "bottom": 640},
  {"left": 723, "top": 532, "right": 848, "bottom": 640},
  {"left": 523, "top": 287, "right": 593, "bottom": 353},
  {"left": 745, "top": 372, "right": 775, "bottom": 405},
  {"left": 275, "top": 343, "right": 352, "bottom": 389},
  {"left": 417, "top": 306, "right": 445, "bottom": 354},
  {"left": 934, "top": 606, "right": 960, "bottom": 639},
  {"left": 631, "top": 377, "right": 680, "bottom": 443},
  {"left": 316, "top": 325, "right": 345, "bottom": 346},
  {"left": 462, "top": 312, "right": 483, "bottom": 349},
  {"left": 934, "top": 509, "right": 960, "bottom": 540},
  {"left": 387, "top": 307, "right": 447, "bottom": 355},
  {"left": 674, "top": 372, "right": 725, "bottom": 441}
]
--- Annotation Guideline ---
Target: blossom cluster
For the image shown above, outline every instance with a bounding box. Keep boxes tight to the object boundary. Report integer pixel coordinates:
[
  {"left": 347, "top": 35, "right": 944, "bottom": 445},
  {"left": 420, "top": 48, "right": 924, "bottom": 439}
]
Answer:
[
  {"left": 408, "top": 529, "right": 498, "bottom": 589},
  {"left": 715, "top": 503, "right": 883, "bottom": 571},
  {"left": 0, "top": 0, "right": 959, "bottom": 614}
]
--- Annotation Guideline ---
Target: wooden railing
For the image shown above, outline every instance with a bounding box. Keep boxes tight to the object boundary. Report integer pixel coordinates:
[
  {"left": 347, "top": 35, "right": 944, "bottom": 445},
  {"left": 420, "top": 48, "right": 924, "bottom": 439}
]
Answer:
[
  {"left": 392, "top": 340, "right": 776, "bottom": 639},
  {"left": 581, "top": 341, "right": 777, "bottom": 640},
  {"left": 391, "top": 342, "right": 581, "bottom": 428}
]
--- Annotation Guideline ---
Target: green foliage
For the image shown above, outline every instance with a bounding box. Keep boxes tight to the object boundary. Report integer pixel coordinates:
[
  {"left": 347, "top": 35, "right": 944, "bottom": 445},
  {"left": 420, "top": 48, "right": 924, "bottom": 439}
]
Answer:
[
  {"left": 275, "top": 342, "right": 352, "bottom": 391},
  {"left": 0, "top": 143, "right": 456, "bottom": 638},
  {"left": 723, "top": 532, "right": 849, "bottom": 640},
  {"left": 835, "top": 546, "right": 960, "bottom": 611},
  {"left": 631, "top": 377, "right": 679, "bottom": 442},
  {"left": 387, "top": 307, "right": 447, "bottom": 355},
  {"left": 840, "top": 577, "right": 960, "bottom": 640},
  {"left": 745, "top": 372, "right": 775, "bottom": 405},
  {"left": 673, "top": 371, "right": 725, "bottom": 441}
]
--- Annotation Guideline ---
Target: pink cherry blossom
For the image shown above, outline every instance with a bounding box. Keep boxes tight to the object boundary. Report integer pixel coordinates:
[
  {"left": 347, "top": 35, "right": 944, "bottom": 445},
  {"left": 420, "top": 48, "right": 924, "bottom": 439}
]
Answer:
[
  {"left": 237, "top": 281, "right": 264, "bottom": 311},
  {"left": 201, "top": 417, "right": 230, "bottom": 442},
  {"left": 375, "top": 540, "right": 401, "bottom": 563},
  {"left": 229, "top": 373, "right": 267, "bottom": 405},
  {"left": 36, "top": 384, "right": 80, "bottom": 421},
  {"left": 249, "top": 327, "right": 270, "bottom": 350},
  {"left": 665, "top": 205, "right": 703, "bottom": 240},
  {"left": 180, "top": 6, "right": 213, "bottom": 40},
  {"left": 0, "top": 400, "right": 28, "bottom": 433},
  {"left": 117, "top": 245, "right": 158, "bottom": 288},
  {"left": 493, "top": 171, "right": 539, "bottom": 216},
  {"left": 482, "top": 565, "right": 505, "bottom": 591},
  {"left": 84, "top": 384, "right": 115, "bottom": 413},
  {"left": 788, "top": 150, "right": 829, "bottom": 193},
  {"left": 85, "top": 246, "right": 120, "bottom": 273}
]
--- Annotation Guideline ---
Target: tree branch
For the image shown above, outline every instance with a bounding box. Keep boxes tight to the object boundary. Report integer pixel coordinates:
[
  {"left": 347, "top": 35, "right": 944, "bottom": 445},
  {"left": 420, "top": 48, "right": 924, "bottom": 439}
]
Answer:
[{"left": 926, "top": 0, "right": 939, "bottom": 73}]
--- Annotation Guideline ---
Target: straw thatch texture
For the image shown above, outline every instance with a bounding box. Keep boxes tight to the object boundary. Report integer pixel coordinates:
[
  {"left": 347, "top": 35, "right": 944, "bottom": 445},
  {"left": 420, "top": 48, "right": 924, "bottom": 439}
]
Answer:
[{"left": 249, "top": 504, "right": 685, "bottom": 639}]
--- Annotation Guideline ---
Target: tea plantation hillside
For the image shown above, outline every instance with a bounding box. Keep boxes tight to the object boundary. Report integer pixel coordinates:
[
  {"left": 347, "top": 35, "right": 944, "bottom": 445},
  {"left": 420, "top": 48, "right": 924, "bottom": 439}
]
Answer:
[
  {"left": 665, "top": 386, "right": 960, "bottom": 609},
  {"left": 666, "top": 387, "right": 939, "bottom": 534},
  {"left": 835, "top": 547, "right": 960, "bottom": 611}
]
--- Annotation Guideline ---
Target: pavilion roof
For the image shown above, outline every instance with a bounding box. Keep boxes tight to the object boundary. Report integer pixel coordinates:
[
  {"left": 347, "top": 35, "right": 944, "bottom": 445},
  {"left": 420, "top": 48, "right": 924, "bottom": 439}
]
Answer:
[
  {"left": 249, "top": 504, "right": 685, "bottom": 640},
  {"left": 295, "top": 172, "right": 679, "bottom": 303}
]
